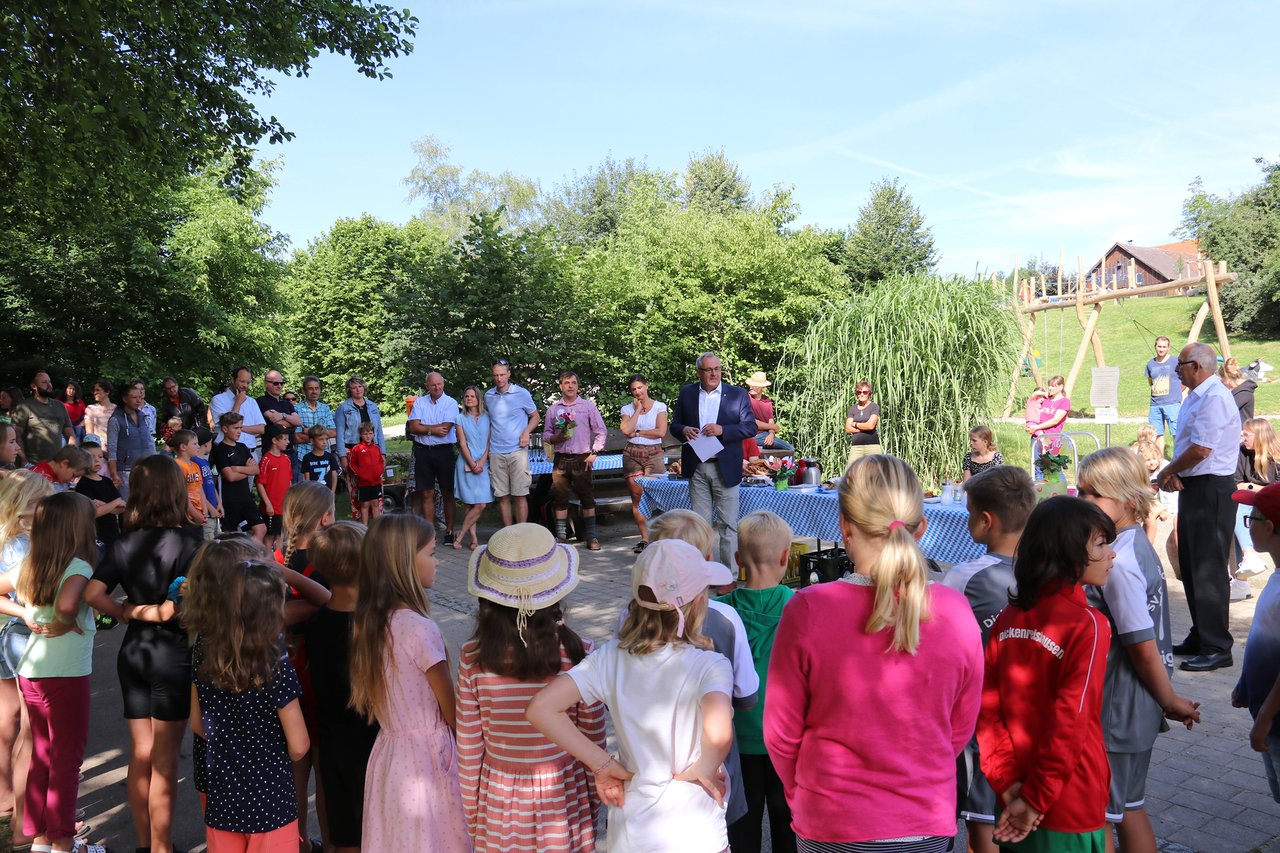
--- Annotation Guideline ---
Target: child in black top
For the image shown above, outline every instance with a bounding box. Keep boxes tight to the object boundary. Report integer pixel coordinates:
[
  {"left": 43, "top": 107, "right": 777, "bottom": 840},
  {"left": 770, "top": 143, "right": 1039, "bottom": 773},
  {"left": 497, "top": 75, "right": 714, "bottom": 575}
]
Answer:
[
  {"left": 300, "top": 425, "right": 340, "bottom": 493},
  {"left": 210, "top": 413, "right": 266, "bottom": 542},
  {"left": 74, "top": 439, "right": 124, "bottom": 551}
]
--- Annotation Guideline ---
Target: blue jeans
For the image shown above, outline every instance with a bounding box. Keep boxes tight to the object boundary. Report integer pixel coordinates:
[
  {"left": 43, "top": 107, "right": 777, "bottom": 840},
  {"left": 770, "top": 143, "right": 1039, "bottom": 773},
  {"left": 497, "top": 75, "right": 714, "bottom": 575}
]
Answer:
[
  {"left": 1235, "top": 502, "right": 1252, "bottom": 562},
  {"left": 1148, "top": 402, "right": 1180, "bottom": 435},
  {"left": 1263, "top": 735, "right": 1280, "bottom": 803},
  {"left": 753, "top": 432, "right": 794, "bottom": 452}
]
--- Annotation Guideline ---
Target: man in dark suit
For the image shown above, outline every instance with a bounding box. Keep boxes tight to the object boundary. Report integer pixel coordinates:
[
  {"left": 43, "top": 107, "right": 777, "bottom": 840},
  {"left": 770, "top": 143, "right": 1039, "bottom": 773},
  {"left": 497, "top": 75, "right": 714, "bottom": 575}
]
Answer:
[{"left": 670, "top": 352, "right": 758, "bottom": 565}]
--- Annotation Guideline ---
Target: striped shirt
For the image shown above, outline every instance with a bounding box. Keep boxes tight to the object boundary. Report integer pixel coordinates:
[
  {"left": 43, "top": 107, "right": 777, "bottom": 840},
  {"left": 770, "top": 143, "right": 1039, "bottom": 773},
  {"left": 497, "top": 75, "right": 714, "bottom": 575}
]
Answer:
[{"left": 456, "top": 638, "right": 606, "bottom": 826}]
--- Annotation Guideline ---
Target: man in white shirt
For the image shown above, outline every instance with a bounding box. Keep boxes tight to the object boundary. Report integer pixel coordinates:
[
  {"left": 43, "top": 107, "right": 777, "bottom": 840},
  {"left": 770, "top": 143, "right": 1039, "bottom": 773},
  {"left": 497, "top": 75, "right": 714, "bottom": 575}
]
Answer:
[
  {"left": 210, "top": 366, "right": 266, "bottom": 453},
  {"left": 1157, "top": 343, "right": 1241, "bottom": 672},
  {"left": 407, "top": 371, "right": 459, "bottom": 544}
]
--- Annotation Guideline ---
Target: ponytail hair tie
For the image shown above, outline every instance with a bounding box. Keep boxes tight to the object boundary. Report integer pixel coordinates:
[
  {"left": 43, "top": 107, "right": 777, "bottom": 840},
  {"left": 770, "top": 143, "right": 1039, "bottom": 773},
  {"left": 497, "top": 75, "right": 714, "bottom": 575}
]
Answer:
[{"left": 888, "top": 520, "right": 907, "bottom": 532}]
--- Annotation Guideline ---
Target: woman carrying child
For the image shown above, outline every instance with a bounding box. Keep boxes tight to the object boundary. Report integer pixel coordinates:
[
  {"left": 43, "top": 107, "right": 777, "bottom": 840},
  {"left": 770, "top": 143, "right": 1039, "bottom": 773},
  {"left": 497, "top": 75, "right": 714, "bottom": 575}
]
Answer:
[
  {"left": 529, "top": 538, "right": 735, "bottom": 852},
  {"left": 1077, "top": 449, "right": 1200, "bottom": 853},
  {"left": 459, "top": 523, "right": 604, "bottom": 851},
  {"left": 765, "top": 455, "right": 983, "bottom": 852},
  {"left": 84, "top": 455, "right": 203, "bottom": 853},
  {"left": 978, "top": 496, "right": 1115, "bottom": 850},
  {"left": 350, "top": 514, "right": 469, "bottom": 851}
]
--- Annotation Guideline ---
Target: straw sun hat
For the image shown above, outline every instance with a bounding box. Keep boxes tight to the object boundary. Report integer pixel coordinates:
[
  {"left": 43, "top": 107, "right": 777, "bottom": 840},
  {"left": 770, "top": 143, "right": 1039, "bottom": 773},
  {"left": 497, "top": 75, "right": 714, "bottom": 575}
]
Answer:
[
  {"left": 745, "top": 371, "right": 771, "bottom": 388},
  {"left": 468, "top": 523, "right": 579, "bottom": 640}
]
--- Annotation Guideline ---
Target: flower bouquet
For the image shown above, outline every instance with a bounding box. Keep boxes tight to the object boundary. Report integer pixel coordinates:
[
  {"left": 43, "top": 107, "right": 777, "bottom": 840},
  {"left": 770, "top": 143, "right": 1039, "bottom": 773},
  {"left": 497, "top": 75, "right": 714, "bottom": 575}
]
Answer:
[
  {"left": 553, "top": 409, "right": 577, "bottom": 440},
  {"left": 765, "top": 456, "right": 796, "bottom": 490}
]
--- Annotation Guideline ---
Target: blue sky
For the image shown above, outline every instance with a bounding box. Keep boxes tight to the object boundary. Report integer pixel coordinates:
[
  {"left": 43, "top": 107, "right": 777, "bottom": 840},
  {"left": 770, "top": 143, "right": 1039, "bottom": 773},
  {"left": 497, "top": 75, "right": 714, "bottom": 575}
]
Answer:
[{"left": 254, "top": 0, "right": 1279, "bottom": 275}]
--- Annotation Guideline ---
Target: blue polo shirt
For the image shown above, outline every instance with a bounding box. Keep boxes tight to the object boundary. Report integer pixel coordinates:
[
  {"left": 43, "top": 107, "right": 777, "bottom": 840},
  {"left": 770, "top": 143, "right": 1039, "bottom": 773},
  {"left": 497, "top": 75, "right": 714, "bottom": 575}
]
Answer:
[{"left": 484, "top": 384, "right": 537, "bottom": 454}]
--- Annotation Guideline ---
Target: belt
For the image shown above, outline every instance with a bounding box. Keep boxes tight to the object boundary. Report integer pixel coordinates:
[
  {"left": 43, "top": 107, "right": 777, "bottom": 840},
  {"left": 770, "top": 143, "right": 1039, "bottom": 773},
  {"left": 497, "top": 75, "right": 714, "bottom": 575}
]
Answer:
[{"left": 557, "top": 452, "right": 590, "bottom": 458}]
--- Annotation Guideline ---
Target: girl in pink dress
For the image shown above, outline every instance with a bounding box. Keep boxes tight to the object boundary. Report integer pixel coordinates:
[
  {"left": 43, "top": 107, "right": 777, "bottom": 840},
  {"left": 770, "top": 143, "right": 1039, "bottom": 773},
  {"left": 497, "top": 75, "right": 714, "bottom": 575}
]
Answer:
[
  {"left": 459, "top": 523, "right": 605, "bottom": 852},
  {"left": 350, "top": 514, "right": 469, "bottom": 852}
]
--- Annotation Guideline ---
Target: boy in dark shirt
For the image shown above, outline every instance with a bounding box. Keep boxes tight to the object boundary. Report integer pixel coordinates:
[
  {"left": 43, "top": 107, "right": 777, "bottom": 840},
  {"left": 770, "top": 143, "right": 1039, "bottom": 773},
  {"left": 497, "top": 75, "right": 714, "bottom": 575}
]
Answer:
[
  {"left": 300, "top": 425, "right": 340, "bottom": 493},
  {"left": 75, "top": 439, "right": 125, "bottom": 550},
  {"left": 942, "top": 465, "right": 1036, "bottom": 853},
  {"left": 211, "top": 412, "right": 266, "bottom": 542}
]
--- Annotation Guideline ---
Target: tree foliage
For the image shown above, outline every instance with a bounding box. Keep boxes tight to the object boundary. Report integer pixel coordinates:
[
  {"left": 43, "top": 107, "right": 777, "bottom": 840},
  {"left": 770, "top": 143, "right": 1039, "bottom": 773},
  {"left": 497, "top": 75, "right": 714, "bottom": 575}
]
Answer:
[
  {"left": 540, "top": 156, "right": 679, "bottom": 245},
  {"left": 1178, "top": 161, "right": 1280, "bottom": 334},
  {"left": 842, "top": 178, "right": 938, "bottom": 286},
  {"left": 777, "top": 273, "right": 1018, "bottom": 486},
  {"left": 683, "top": 149, "right": 752, "bottom": 214},
  {"left": 2, "top": 1, "right": 417, "bottom": 230},
  {"left": 404, "top": 136, "right": 541, "bottom": 238}
]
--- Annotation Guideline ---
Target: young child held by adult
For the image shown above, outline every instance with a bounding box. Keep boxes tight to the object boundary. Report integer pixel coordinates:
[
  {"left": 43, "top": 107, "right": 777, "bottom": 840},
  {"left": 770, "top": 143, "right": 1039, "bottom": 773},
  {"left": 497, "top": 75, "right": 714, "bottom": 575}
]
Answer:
[
  {"left": 300, "top": 426, "right": 340, "bottom": 493},
  {"left": 962, "top": 426, "right": 1005, "bottom": 482},
  {"left": 187, "top": 556, "right": 311, "bottom": 853},
  {"left": 257, "top": 424, "right": 293, "bottom": 549},
  {"left": 978, "top": 496, "right": 1116, "bottom": 850},
  {"left": 458, "top": 523, "right": 606, "bottom": 852},
  {"left": 1076, "top": 448, "right": 1200, "bottom": 853},
  {"left": 30, "top": 446, "right": 91, "bottom": 490},
  {"left": 1231, "top": 483, "right": 1280, "bottom": 802},
  {"left": 346, "top": 423, "right": 385, "bottom": 525},
  {"left": 349, "top": 514, "right": 468, "bottom": 851},
  {"left": 943, "top": 465, "right": 1035, "bottom": 853},
  {"left": 211, "top": 413, "right": 266, "bottom": 542},
  {"left": 0, "top": 492, "right": 106, "bottom": 853},
  {"left": 301, "top": 521, "right": 377, "bottom": 853},
  {"left": 169, "top": 429, "right": 210, "bottom": 527},
  {"left": 74, "top": 438, "right": 124, "bottom": 553},
  {"left": 528, "top": 538, "right": 736, "bottom": 852},
  {"left": 193, "top": 428, "right": 223, "bottom": 541},
  {"left": 716, "top": 510, "right": 797, "bottom": 853},
  {"left": 645, "top": 509, "right": 758, "bottom": 833}
]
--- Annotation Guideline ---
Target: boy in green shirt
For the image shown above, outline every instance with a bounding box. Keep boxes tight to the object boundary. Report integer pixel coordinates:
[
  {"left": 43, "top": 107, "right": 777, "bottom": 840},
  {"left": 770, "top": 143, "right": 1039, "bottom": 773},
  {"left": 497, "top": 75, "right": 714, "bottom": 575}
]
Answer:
[{"left": 717, "top": 510, "right": 797, "bottom": 853}]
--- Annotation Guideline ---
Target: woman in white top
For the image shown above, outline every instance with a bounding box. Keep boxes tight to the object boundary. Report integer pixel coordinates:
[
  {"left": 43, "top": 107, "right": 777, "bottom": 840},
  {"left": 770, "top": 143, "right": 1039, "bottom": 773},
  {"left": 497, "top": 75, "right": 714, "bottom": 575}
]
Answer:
[
  {"left": 83, "top": 380, "right": 116, "bottom": 457},
  {"left": 620, "top": 374, "right": 669, "bottom": 554}
]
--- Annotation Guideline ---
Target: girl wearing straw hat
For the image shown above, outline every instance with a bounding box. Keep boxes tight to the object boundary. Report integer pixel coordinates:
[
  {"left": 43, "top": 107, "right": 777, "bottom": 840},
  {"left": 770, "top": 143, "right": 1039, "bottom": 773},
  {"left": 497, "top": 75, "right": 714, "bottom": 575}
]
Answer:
[{"left": 458, "top": 523, "right": 606, "bottom": 852}]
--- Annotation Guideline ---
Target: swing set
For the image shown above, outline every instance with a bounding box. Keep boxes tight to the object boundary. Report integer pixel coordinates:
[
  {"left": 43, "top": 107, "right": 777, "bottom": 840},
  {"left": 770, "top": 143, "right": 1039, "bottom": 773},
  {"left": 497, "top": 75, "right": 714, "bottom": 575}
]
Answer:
[{"left": 998, "top": 251, "right": 1238, "bottom": 418}]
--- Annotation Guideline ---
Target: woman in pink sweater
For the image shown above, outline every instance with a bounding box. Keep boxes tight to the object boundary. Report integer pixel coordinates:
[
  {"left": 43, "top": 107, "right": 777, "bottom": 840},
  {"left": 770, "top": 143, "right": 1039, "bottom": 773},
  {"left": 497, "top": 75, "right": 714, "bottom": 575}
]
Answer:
[{"left": 764, "top": 455, "right": 984, "bottom": 852}]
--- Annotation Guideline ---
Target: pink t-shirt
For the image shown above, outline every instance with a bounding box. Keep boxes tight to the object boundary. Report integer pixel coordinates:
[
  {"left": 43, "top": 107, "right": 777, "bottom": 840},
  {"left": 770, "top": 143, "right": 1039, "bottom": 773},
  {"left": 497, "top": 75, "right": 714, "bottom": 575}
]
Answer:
[{"left": 1036, "top": 395, "right": 1070, "bottom": 436}]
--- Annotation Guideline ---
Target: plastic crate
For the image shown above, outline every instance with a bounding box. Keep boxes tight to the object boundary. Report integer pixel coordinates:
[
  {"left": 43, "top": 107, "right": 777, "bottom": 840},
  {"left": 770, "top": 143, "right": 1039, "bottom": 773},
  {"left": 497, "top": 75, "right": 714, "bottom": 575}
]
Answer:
[{"left": 796, "top": 547, "right": 853, "bottom": 588}]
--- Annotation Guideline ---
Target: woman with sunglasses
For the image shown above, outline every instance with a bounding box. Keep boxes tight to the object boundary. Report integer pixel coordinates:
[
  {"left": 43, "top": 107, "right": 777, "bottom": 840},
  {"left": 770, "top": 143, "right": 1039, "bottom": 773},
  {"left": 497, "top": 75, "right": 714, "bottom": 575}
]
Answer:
[{"left": 844, "top": 381, "right": 882, "bottom": 468}]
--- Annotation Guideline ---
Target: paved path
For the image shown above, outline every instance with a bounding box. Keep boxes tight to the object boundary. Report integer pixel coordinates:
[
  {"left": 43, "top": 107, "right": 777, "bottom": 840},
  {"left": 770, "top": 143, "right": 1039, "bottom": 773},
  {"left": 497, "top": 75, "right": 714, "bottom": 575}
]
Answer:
[{"left": 62, "top": 508, "right": 1280, "bottom": 852}]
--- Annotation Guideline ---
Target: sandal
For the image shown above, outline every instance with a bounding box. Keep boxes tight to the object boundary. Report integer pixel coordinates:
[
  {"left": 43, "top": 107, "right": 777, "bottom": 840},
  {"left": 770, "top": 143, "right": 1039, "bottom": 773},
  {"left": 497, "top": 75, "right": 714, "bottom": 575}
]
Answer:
[{"left": 633, "top": 540, "right": 648, "bottom": 554}]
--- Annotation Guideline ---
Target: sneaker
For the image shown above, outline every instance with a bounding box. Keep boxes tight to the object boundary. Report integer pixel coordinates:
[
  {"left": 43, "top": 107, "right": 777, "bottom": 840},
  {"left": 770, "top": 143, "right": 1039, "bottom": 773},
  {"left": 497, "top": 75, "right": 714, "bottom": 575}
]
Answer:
[
  {"left": 1236, "top": 553, "right": 1269, "bottom": 579},
  {"left": 442, "top": 530, "right": 455, "bottom": 546},
  {"left": 1230, "top": 578, "right": 1253, "bottom": 602},
  {"left": 72, "top": 840, "right": 109, "bottom": 853}
]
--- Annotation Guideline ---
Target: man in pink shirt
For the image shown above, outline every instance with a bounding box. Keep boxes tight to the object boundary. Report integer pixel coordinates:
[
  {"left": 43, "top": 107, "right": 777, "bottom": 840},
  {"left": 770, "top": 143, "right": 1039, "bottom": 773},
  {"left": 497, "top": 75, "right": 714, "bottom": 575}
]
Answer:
[{"left": 543, "top": 371, "right": 607, "bottom": 550}]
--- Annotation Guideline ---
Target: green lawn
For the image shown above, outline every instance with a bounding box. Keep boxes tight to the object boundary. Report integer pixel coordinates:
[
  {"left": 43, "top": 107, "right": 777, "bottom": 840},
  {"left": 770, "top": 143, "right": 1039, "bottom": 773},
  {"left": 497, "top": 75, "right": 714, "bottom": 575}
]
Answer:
[{"left": 1011, "top": 295, "right": 1280, "bottom": 416}]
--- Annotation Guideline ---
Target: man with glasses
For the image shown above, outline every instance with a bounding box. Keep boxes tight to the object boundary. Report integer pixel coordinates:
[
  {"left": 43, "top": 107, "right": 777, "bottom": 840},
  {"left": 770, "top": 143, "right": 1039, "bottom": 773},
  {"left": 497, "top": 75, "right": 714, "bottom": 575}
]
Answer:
[
  {"left": 210, "top": 366, "right": 266, "bottom": 453},
  {"left": 484, "top": 360, "right": 541, "bottom": 527},
  {"left": 670, "top": 352, "right": 758, "bottom": 566},
  {"left": 1157, "top": 342, "right": 1240, "bottom": 672},
  {"left": 258, "top": 369, "right": 302, "bottom": 478}
]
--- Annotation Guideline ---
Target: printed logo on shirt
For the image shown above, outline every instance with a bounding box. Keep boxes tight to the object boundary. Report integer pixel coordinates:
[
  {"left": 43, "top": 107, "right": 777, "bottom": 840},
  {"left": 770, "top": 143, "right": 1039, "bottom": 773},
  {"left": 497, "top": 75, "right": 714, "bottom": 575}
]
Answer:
[{"left": 997, "top": 626, "right": 1065, "bottom": 659}]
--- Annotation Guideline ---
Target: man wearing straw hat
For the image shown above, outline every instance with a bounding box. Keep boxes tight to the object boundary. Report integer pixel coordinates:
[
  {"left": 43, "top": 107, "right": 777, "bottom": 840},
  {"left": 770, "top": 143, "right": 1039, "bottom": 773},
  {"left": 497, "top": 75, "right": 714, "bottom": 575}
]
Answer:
[{"left": 744, "top": 371, "right": 794, "bottom": 452}]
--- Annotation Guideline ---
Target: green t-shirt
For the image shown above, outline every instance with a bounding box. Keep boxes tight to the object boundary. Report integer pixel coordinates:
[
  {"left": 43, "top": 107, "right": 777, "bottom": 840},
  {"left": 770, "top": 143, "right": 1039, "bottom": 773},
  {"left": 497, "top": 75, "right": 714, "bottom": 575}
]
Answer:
[
  {"left": 17, "top": 558, "right": 96, "bottom": 679},
  {"left": 715, "top": 584, "right": 794, "bottom": 754}
]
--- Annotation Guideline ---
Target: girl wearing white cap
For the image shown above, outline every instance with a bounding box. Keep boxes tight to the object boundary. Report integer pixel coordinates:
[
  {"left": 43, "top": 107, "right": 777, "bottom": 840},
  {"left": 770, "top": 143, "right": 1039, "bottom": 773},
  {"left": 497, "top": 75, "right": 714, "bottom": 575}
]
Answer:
[
  {"left": 528, "top": 539, "right": 736, "bottom": 853},
  {"left": 458, "top": 523, "right": 605, "bottom": 852}
]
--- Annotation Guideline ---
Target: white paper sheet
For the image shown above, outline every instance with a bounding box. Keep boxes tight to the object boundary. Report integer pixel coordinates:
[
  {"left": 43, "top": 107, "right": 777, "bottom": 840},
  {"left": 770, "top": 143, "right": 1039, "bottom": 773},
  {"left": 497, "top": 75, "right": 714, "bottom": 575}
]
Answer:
[{"left": 687, "top": 433, "right": 724, "bottom": 462}]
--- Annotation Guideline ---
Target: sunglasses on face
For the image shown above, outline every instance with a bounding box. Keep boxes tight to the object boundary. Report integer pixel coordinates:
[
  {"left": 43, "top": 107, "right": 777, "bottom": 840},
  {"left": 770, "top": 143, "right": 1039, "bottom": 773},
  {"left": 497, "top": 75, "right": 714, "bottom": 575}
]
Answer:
[{"left": 492, "top": 359, "right": 510, "bottom": 367}]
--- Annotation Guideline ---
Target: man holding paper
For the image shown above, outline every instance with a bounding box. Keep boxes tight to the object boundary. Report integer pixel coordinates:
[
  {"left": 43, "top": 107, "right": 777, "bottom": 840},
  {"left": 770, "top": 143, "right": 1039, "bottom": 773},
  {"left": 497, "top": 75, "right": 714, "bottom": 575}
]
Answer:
[{"left": 670, "top": 352, "right": 759, "bottom": 565}]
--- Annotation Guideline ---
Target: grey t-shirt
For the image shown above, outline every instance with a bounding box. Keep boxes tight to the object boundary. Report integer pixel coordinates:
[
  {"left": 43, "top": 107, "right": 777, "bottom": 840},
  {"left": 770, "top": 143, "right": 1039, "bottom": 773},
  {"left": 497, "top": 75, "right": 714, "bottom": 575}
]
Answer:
[
  {"left": 1086, "top": 525, "right": 1172, "bottom": 753},
  {"left": 942, "top": 553, "right": 1015, "bottom": 645}
]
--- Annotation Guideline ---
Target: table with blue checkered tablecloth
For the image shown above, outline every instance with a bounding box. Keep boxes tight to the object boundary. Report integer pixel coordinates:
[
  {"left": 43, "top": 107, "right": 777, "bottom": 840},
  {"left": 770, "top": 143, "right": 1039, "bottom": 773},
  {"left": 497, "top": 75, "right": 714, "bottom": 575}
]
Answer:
[
  {"left": 637, "top": 477, "right": 986, "bottom": 565},
  {"left": 529, "top": 453, "right": 625, "bottom": 476}
]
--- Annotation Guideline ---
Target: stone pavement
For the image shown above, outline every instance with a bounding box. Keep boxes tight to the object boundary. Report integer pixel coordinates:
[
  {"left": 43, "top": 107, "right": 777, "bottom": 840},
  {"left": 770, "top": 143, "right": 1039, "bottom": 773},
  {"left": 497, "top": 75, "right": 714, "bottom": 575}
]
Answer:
[{"left": 67, "top": 506, "right": 1280, "bottom": 852}]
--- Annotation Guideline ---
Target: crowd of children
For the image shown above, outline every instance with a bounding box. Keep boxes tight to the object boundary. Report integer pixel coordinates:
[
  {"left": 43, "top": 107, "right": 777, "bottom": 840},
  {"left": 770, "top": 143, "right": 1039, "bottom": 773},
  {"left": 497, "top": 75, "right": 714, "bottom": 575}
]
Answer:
[{"left": 0, "top": 415, "right": 1277, "bottom": 853}]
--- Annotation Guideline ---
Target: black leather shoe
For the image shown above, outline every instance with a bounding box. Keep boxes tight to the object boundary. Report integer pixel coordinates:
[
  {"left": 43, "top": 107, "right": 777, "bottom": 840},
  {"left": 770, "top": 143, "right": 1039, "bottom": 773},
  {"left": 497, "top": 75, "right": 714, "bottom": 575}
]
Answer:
[
  {"left": 1179, "top": 651, "right": 1233, "bottom": 672},
  {"left": 1172, "top": 640, "right": 1200, "bottom": 656}
]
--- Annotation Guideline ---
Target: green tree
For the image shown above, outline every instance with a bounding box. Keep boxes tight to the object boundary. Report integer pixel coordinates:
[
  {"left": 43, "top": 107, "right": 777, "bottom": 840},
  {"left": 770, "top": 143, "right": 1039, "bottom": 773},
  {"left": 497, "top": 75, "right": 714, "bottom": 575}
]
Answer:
[
  {"left": 2, "top": 2, "right": 417, "bottom": 230},
  {"left": 1178, "top": 160, "right": 1280, "bottom": 334},
  {"left": 683, "top": 149, "right": 752, "bottom": 213},
  {"left": 841, "top": 178, "right": 938, "bottom": 286},
  {"left": 0, "top": 161, "right": 285, "bottom": 392},
  {"left": 540, "top": 156, "right": 679, "bottom": 244},
  {"left": 282, "top": 216, "right": 449, "bottom": 403},
  {"left": 404, "top": 136, "right": 541, "bottom": 238}
]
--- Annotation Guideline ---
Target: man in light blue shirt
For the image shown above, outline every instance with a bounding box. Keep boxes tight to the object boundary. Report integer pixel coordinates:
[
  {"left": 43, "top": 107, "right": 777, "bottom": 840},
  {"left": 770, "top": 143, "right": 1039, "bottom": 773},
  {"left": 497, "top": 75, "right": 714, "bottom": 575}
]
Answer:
[
  {"left": 1158, "top": 342, "right": 1241, "bottom": 672},
  {"left": 483, "top": 360, "right": 540, "bottom": 527},
  {"left": 407, "top": 371, "right": 460, "bottom": 542}
]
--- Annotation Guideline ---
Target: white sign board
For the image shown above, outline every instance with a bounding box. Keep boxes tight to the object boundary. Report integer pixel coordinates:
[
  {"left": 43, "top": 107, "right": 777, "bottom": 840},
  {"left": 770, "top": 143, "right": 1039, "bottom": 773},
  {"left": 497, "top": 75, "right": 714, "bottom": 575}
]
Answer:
[
  {"left": 1091, "top": 367, "right": 1122, "bottom": 409},
  {"left": 1094, "top": 406, "right": 1119, "bottom": 425}
]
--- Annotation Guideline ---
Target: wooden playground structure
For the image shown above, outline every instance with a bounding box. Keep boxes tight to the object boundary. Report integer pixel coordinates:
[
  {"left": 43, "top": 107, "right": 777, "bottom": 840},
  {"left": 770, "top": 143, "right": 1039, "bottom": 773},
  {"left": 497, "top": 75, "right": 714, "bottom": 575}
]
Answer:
[{"left": 998, "top": 250, "right": 1238, "bottom": 417}]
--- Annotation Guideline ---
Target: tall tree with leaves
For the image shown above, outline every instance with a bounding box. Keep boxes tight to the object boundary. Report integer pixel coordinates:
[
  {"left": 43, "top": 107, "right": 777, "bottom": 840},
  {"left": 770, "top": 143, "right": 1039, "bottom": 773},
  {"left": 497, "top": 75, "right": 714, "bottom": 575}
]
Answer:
[
  {"left": 540, "top": 156, "right": 679, "bottom": 244},
  {"left": 841, "top": 178, "right": 938, "bottom": 286},
  {"left": 2, "top": 2, "right": 417, "bottom": 231},
  {"left": 404, "top": 135, "right": 541, "bottom": 238},
  {"left": 683, "top": 149, "right": 752, "bottom": 213}
]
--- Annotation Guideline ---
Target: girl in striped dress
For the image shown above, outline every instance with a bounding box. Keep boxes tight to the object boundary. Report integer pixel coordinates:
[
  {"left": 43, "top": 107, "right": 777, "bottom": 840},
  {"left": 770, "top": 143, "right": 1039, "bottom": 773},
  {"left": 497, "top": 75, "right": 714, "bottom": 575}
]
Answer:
[{"left": 459, "top": 523, "right": 605, "bottom": 852}]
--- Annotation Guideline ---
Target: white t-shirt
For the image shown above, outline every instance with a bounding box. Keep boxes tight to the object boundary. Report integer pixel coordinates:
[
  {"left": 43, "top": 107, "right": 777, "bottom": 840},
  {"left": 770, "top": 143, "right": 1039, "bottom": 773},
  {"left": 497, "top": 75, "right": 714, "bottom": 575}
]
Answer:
[
  {"left": 568, "top": 640, "right": 733, "bottom": 853},
  {"left": 621, "top": 401, "right": 669, "bottom": 447},
  {"left": 210, "top": 391, "right": 265, "bottom": 451}
]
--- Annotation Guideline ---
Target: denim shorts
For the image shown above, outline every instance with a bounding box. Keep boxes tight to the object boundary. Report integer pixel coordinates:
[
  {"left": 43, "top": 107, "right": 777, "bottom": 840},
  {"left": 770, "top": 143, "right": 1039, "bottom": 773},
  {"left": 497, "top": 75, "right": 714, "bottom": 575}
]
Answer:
[
  {"left": 0, "top": 618, "right": 32, "bottom": 680},
  {"left": 1148, "top": 403, "right": 1180, "bottom": 435}
]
